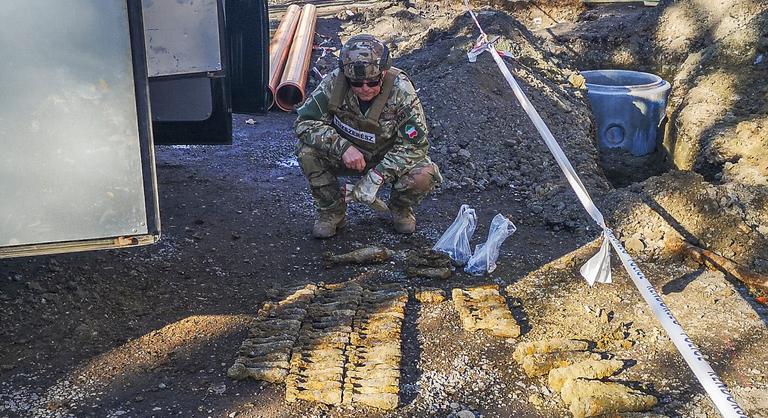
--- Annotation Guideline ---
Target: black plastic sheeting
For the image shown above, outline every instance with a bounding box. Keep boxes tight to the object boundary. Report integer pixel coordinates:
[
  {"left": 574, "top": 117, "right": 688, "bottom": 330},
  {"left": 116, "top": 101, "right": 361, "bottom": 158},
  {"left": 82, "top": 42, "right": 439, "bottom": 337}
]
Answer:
[{"left": 226, "top": 0, "right": 271, "bottom": 115}]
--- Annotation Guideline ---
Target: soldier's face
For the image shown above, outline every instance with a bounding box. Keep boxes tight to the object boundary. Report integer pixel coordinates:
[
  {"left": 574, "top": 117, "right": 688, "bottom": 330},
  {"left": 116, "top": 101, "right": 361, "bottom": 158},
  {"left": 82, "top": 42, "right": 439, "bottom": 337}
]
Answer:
[{"left": 349, "top": 71, "right": 385, "bottom": 102}]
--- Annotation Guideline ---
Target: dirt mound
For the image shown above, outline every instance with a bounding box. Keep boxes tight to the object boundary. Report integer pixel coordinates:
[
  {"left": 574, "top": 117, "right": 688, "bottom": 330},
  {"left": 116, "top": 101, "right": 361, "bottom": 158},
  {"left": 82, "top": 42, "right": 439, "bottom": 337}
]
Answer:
[
  {"left": 336, "top": 6, "right": 612, "bottom": 233},
  {"left": 599, "top": 170, "right": 768, "bottom": 273},
  {"left": 524, "top": 0, "right": 768, "bottom": 271},
  {"left": 547, "top": 0, "right": 768, "bottom": 186},
  {"left": 321, "top": 0, "right": 768, "bottom": 265}
]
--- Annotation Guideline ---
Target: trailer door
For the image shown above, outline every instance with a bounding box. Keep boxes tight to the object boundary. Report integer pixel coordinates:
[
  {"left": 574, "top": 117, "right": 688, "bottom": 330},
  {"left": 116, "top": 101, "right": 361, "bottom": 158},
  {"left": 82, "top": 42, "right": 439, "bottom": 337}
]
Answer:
[{"left": 0, "top": 0, "right": 160, "bottom": 258}]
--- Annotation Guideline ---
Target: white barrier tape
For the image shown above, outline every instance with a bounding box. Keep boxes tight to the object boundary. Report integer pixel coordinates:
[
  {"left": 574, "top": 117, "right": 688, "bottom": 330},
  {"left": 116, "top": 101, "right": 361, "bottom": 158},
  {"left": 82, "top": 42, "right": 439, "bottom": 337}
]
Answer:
[
  {"left": 605, "top": 229, "right": 748, "bottom": 417},
  {"left": 463, "top": 3, "right": 747, "bottom": 416}
]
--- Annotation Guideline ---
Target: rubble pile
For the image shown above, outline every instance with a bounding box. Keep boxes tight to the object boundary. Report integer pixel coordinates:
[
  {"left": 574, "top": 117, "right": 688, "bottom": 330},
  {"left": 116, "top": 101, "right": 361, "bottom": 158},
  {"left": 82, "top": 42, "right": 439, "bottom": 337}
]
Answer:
[
  {"left": 547, "top": 0, "right": 768, "bottom": 267},
  {"left": 404, "top": 11, "right": 610, "bottom": 232},
  {"left": 331, "top": 1, "right": 768, "bottom": 268},
  {"left": 599, "top": 170, "right": 768, "bottom": 272}
]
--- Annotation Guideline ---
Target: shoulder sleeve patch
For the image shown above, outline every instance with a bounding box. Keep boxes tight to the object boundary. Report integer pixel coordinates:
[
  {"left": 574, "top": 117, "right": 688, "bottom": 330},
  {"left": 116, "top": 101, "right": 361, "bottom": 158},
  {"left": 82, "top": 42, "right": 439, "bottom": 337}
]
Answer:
[
  {"left": 396, "top": 104, "right": 413, "bottom": 127},
  {"left": 398, "top": 115, "right": 425, "bottom": 142}
]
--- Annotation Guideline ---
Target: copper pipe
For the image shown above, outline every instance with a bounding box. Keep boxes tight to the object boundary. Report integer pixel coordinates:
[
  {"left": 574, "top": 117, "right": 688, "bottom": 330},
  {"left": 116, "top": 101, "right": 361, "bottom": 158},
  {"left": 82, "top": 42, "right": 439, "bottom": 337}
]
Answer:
[
  {"left": 268, "top": 4, "right": 301, "bottom": 109},
  {"left": 275, "top": 4, "right": 317, "bottom": 112}
]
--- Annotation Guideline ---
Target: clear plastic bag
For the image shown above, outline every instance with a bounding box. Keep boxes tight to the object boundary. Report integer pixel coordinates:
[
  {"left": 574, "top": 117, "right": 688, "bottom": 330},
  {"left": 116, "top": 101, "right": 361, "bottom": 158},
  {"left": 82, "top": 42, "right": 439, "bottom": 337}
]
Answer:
[
  {"left": 464, "top": 214, "right": 516, "bottom": 275},
  {"left": 433, "top": 204, "right": 477, "bottom": 265}
]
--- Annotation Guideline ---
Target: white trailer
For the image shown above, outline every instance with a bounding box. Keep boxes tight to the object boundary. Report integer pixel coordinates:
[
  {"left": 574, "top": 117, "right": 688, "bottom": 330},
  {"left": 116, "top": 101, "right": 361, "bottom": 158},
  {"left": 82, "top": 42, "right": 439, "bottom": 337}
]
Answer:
[{"left": 0, "top": 0, "right": 269, "bottom": 258}]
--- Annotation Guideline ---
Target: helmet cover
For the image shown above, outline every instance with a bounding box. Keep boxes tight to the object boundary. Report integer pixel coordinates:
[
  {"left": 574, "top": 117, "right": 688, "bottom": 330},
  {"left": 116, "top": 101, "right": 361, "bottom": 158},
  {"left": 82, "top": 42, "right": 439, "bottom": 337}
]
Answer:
[{"left": 339, "top": 35, "right": 388, "bottom": 80}]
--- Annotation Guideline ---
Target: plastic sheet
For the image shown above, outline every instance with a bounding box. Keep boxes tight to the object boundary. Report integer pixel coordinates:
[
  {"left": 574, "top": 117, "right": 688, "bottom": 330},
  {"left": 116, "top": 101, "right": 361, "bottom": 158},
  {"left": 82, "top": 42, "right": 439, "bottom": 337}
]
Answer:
[
  {"left": 580, "top": 231, "right": 612, "bottom": 285},
  {"left": 433, "top": 204, "right": 477, "bottom": 265},
  {"left": 464, "top": 214, "right": 516, "bottom": 275}
]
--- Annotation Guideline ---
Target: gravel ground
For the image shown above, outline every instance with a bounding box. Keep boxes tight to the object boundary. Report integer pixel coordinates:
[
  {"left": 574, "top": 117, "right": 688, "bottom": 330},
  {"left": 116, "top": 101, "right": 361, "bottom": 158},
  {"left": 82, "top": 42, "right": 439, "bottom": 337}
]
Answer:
[{"left": 2, "top": 1, "right": 767, "bottom": 417}]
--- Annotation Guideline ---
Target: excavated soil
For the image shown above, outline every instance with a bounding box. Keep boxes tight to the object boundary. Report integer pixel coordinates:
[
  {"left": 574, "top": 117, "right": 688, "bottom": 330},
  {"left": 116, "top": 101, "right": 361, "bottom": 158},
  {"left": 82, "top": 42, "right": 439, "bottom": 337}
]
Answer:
[{"left": 2, "top": 1, "right": 767, "bottom": 418}]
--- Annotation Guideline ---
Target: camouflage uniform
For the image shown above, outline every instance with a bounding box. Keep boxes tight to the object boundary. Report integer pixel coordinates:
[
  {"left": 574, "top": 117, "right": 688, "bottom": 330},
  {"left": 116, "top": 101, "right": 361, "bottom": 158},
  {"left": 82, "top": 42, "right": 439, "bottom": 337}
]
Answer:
[{"left": 294, "top": 67, "right": 442, "bottom": 214}]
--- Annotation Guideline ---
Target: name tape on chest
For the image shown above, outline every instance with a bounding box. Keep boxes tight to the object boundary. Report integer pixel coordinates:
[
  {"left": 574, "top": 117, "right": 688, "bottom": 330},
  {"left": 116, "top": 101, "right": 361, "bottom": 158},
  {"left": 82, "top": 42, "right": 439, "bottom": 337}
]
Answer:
[{"left": 333, "top": 116, "right": 376, "bottom": 144}]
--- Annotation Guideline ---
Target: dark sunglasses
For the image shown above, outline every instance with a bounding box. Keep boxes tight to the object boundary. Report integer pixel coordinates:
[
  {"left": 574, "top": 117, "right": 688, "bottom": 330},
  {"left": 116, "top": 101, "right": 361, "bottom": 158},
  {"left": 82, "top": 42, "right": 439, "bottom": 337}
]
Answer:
[{"left": 349, "top": 78, "right": 382, "bottom": 88}]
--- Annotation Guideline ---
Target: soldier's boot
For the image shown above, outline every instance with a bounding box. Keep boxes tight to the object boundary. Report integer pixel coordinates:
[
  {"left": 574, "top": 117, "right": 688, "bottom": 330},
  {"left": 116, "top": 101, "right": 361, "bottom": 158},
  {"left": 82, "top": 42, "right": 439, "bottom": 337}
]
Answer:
[
  {"left": 391, "top": 205, "right": 416, "bottom": 234},
  {"left": 313, "top": 205, "right": 347, "bottom": 239},
  {"left": 297, "top": 148, "right": 347, "bottom": 239}
]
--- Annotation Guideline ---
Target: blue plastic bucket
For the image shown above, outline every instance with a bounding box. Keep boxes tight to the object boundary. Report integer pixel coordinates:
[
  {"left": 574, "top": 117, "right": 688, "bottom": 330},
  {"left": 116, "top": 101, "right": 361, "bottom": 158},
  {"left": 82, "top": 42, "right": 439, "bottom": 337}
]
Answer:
[{"left": 582, "top": 70, "right": 671, "bottom": 156}]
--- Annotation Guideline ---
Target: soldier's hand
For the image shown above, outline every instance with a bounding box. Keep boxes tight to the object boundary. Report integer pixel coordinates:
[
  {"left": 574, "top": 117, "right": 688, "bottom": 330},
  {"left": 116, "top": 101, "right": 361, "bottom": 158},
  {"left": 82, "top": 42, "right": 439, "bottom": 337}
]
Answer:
[{"left": 342, "top": 146, "right": 366, "bottom": 172}]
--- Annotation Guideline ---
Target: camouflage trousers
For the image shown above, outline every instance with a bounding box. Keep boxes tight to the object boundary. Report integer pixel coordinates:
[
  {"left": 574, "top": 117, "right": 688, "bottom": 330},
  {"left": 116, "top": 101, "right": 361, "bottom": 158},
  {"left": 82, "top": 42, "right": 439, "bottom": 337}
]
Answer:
[{"left": 297, "top": 145, "right": 443, "bottom": 212}]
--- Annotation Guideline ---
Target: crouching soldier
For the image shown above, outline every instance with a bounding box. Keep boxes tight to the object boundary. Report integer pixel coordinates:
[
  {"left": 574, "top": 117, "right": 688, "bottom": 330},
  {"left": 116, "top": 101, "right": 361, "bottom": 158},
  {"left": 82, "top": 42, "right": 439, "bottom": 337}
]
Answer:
[{"left": 295, "top": 34, "right": 442, "bottom": 238}]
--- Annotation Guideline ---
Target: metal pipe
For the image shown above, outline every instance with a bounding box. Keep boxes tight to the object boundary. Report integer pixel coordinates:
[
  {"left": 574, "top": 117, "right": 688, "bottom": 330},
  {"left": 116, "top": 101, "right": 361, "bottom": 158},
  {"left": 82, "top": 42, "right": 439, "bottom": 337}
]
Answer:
[
  {"left": 275, "top": 4, "right": 317, "bottom": 112},
  {"left": 268, "top": 4, "right": 301, "bottom": 109}
]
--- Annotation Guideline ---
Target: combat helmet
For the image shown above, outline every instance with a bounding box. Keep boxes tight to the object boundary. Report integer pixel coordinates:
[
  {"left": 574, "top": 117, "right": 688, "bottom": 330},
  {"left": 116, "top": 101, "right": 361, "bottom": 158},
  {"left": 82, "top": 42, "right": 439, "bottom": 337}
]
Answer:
[{"left": 338, "top": 34, "right": 390, "bottom": 80}]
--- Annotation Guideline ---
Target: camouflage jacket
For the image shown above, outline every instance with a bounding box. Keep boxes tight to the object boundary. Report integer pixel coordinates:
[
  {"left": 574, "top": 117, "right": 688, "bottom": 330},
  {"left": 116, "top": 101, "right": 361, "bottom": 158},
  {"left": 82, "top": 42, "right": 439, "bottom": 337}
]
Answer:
[{"left": 294, "top": 68, "right": 430, "bottom": 182}]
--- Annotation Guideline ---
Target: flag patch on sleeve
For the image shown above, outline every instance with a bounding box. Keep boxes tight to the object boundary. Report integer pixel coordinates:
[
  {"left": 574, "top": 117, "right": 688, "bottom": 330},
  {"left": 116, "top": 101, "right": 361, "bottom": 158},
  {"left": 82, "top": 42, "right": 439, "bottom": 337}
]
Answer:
[
  {"left": 405, "top": 125, "right": 418, "bottom": 139},
  {"left": 398, "top": 115, "right": 425, "bottom": 141}
]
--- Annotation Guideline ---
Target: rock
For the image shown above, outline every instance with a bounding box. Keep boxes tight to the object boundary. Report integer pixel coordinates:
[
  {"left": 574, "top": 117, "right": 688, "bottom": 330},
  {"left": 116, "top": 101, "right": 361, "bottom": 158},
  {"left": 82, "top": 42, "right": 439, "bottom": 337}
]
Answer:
[
  {"left": 491, "top": 175, "right": 510, "bottom": 187},
  {"left": 567, "top": 73, "right": 586, "bottom": 89},
  {"left": 26, "top": 281, "right": 44, "bottom": 292},
  {"left": 458, "top": 149, "right": 471, "bottom": 160},
  {"left": 624, "top": 237, "right": 645, "bottom": 253},
  {"left": 457, "top": 410, "right": 476, "bottom": 418},
  {"left": 209, "top": 383, "right": 227, "bottom": 395},
  {"left": 74, "top": 323, "right": 91, "bottom": 335},
  {"left": 529, "top": 393, "right": 545, "bottom": 407},
  {"left": 598, "top": 309, "right": 613, "bottom": 324},
  {"left": 754, "top": 258, "right": 768, "bottom": 272}
]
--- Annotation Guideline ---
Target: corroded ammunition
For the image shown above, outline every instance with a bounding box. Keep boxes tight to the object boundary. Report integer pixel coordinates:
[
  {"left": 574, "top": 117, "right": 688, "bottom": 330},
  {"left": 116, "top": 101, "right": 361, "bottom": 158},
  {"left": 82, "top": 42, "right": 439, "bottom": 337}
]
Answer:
[
  {"left": 548, "top": 359, "right": 625, "bottom": 391},
  {"left": 560, "top": 379, "right": 658, "bottom": 418},
  {"left": 521, "top": 351, "right": 602, "bottom": 377},
  {"left": 322, "top": 246, "right": 394, "bottom": 265},
  {"left": 513, "top": 338, "right": 591, "bottom": 363}
]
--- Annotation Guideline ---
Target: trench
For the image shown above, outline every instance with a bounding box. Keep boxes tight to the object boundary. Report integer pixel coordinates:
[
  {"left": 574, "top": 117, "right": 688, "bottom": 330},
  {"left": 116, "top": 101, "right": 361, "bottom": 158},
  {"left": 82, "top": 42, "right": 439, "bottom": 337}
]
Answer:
[
  {"left": 582, "top": 69, "right": 674, "bottom": 188},
  {"left": 597, "top": 136, "right": 671, "bottom": 189}
]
